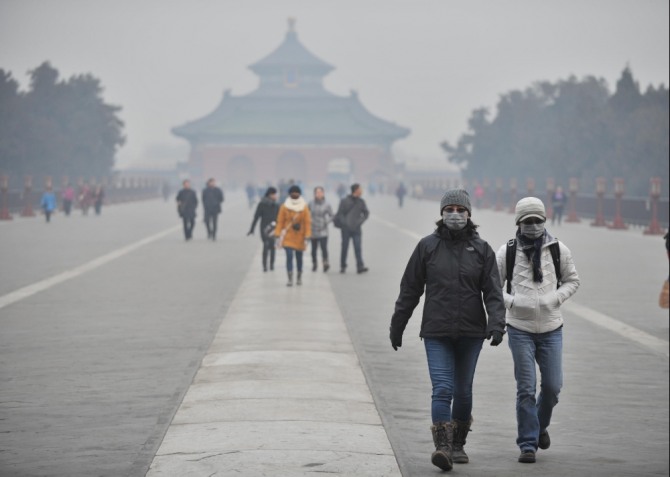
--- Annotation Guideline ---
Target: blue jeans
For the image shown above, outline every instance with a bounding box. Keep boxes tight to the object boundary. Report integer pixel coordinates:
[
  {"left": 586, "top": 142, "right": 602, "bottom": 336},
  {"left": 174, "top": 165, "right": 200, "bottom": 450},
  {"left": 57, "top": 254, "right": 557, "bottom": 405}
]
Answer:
[
  {"left": 507, "top": 325, "right": 563, "bottom": 452},
  {"left": 285, "top": 247, "right": 303, "bottom": 272},
  {"left": 424, "top": 337, "right": 484, "bottom": 423},
  {"left": 340, "top": 229, "right": 364, "bottom": 270}
]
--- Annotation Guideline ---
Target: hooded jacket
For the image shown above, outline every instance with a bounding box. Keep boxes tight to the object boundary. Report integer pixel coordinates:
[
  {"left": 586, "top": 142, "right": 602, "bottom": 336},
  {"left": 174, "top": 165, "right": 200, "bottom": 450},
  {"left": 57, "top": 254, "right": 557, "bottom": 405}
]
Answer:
[
  {"left": 391, "top": 224, "right": 506, "bottom": 339},
  {"left": 495, "top": 231, "right": 580, "bottom": 334},
  {"left": 274, "top": 196, "right": 312, "bottom": 251}
]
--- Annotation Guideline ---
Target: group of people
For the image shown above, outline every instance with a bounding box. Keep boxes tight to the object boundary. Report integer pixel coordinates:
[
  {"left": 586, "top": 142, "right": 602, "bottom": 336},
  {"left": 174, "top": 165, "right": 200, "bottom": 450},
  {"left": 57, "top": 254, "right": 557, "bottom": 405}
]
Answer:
[
  {"left": 176, "top": 178, "right": 225, "bottom": 241},
  {"left": 39, "top": 183, "right": 105, "bottom": 222},
  {"left": 390, "top": 189, "right": 580, "bottom": 470},
  {"left": 247, "top": 183, "right": 369, "bottom": 287}
]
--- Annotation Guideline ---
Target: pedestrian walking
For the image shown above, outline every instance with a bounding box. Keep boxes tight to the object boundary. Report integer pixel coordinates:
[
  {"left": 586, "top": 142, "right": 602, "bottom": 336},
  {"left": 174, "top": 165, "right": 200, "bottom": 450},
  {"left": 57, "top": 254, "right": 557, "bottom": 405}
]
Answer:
[
  {"left": 496, "top": 197, "right": 580, "bottom": 464},
  {"left": 389, "top": 189, "right": 506, "bottom": 471},
  {"left": 333, "top": 183, "right": 369, "bottom": 274},
  {"left": 176, "top": 179, "right": 198, "bottom": 241},
  {"left": 308, "top": 186, "right": 334, "bottom": 272},
  {"left": 93, "top": 185, "right": 104, "bottom": 215},
  {"left": 245, "top": 182, "right": 256, "bottom": 209},
  {"left": 274, "top": 185, "right": 311, "bottom": 286},
  {"left": 78, "top": 183, "right": 92, "bottom": 215},
  {"left": 161, "top": 181, "right": 172, "bottom": 202},
  {"left": 202, "top": 178, "right": 224, "bottom": 241},
  {"left": 40, "top": 186, "right": 57, "bottom": 223},
  {"left": 395, "top": 182, "right": 407, "bottom": 208},
  {"left": 248, "top": 187, "right": 280, "bottom": 272},
  {"left": 62, "top": 184, "right": 75, "bottom": 216},
  {"left": 551, "top": 186, "right": 566, "bottom": 225}
]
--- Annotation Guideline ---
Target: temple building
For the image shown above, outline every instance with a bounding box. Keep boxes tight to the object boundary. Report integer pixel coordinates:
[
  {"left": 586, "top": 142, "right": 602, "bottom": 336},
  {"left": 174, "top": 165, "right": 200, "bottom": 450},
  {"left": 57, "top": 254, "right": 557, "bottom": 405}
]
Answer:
[{"left": 172, "top": 20, "right": 410, "bottom": 187}]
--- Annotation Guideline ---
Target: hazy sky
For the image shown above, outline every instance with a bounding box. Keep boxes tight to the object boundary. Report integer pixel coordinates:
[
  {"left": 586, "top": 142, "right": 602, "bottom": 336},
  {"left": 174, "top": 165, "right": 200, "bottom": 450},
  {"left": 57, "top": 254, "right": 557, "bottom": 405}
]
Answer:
[{"left": 1, "top": 0, "right": 668, "bottom": 170}]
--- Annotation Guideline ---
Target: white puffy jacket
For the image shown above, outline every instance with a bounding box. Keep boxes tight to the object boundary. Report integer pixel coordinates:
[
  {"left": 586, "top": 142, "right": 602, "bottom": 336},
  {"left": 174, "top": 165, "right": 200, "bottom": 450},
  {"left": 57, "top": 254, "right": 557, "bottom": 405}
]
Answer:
[{"left": 495, "top": 233, "right": 580, "bottom": 334}]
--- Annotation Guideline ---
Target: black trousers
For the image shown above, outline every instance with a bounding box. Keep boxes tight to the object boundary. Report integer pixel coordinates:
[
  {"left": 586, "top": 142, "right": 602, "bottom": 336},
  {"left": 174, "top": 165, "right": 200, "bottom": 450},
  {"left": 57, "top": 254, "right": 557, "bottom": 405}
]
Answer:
[
  {"left": 182, "top": 216, "right": 195, "bottom": 239},
  {"left": 204, "top": 211, "right": 219, "bottom": 238},
  {"left": 262, "top": 235, "right": 276, "bottom": 270},
  {"left": 311, "top": 237, "right": 329, "bottom": 264},
  {"left": 340, "top": 229, "right": 364, "bottom": 270}
]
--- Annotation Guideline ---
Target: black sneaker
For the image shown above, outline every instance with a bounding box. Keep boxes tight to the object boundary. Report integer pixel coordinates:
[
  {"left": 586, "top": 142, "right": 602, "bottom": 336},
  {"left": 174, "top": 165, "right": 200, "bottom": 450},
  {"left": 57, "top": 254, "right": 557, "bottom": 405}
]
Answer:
[
  {"left": 539, "top": 430, "right": 550, "bottom": 450},
  {"left": 357, "top": 267, "right": 369, "bottom": 274},
  {"left": 518, "top": 450, "right": 536, "bottom": 463}
]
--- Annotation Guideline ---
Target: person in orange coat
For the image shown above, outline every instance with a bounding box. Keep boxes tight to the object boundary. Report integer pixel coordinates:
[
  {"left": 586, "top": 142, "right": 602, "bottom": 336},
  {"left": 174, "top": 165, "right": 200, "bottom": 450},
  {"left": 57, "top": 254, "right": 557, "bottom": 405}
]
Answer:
[{"left": 275, "top": 185, "right": 312, "bottom": 287}]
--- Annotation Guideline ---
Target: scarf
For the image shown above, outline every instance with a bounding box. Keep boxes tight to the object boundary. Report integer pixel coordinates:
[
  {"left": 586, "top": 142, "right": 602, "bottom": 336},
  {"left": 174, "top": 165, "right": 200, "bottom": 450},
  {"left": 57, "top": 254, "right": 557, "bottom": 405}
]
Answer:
[
  {"left": 516, "top": 229, "right": 545, "bottom": 283},
  {"left": 283, "top": 196, "right": 307, "bottom": 212}
]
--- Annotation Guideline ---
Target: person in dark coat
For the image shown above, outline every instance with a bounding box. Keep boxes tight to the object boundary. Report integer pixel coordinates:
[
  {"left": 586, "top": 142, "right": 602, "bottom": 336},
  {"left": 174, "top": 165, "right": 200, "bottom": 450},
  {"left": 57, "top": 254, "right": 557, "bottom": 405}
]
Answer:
[
  {"left": 248, "top": 187, "right": 280, "bottom": 271},
  {"left": 202, "top": 178, "right": 224, "bottom": 241},
  {"left": 389, "top": 189, "right": 506, "bottom": 472},
  {"left": 334, "top": 183, "right": 369, "bottom": 274},
  {"left": 176, "top": 179, "right": 198, "bottom": 241}
]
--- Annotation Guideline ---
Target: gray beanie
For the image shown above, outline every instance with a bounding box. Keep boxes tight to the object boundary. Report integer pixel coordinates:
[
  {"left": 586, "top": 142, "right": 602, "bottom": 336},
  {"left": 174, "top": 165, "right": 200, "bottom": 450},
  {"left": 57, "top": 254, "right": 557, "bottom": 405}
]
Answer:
[
  {"left": 514, "top": 197, "right": 546, "bottom": 224},
  {"left": 440, "top": 189, "right": 471, "bottom": 215}
]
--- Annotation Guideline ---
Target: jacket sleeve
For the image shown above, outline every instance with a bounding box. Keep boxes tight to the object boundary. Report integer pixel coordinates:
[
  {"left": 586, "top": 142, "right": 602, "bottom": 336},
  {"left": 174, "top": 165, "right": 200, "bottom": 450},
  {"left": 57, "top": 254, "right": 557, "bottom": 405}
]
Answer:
[
  {"left": 390, "top": 241, "right": 426, "bottom": 334},
  {"left": 249, "top": 203, "right": 262, "bottom": 233},
  {"left": 304, "top": 208, "right": 312, "bottom": 239},
  {"left": 274, "top": 206, "right": 286, "bottom": 237},
  {"left": 495, "top": 243, "right": 514, "bottom": 309},
  {"left": 556, "top": 242, "right": 580, "bottom": 304},
  {"left": 481, "top": 243, "right": 507, "bottom": 334}
]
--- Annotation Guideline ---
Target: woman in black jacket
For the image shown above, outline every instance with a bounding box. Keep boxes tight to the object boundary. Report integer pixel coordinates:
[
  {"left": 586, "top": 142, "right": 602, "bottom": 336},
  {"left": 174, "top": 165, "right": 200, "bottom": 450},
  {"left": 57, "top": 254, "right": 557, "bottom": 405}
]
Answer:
[
  {"left": 247, "top": 187, "right": 279, "bottom": 271},
  {"left": 389, "top": 189, "right": 506, "bottom": 471}
]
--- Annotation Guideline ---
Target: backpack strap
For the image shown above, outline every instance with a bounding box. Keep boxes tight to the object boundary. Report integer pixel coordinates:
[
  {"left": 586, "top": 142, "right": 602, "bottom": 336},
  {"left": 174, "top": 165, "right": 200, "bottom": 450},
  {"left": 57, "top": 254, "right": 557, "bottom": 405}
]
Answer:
[
  {"left": 505, "top": 238, "right": 516, "bottom": 294},
  {"left": 549, "top": 241, "right": 562, "bottom": 289}
]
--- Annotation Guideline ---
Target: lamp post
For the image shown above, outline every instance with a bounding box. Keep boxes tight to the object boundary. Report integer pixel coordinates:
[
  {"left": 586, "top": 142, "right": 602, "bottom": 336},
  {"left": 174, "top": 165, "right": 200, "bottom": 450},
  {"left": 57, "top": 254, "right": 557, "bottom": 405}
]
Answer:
[
  {"left": 608, "top": 178, "right": 628, "bottom": 229},
  {"left": 20, "top": 175, "right": 35, "bottom": 217},
  {"left": 591, "top": 177, "right": 607, "bottom": 226},
  {"left": 508, "top": 178, "right": 518, "bottom": 213},
  {"left": 644, "top": 177, "right": 665, "bottom": 235},
  {"left": 546, "top": 177, "right": 555, "bottom": 221},
  {"left": 565, "top": 177, "right": 580, "bottom": 223},
  {"left": 0, "top": 175, "right": 12, "bottom": 220},
  {"left": 495, "top": 178, "right": 503, "bottom": 211}
]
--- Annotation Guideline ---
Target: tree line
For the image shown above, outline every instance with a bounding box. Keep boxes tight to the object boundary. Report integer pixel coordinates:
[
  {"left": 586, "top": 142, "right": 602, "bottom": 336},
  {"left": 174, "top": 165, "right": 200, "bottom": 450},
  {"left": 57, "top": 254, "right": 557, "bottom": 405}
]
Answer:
[
  {"left": 0, "top": 62, "right": 125, "bottom": 187},
  {"left": 442, "top": 67, "right": 669, "bottom": 197}
]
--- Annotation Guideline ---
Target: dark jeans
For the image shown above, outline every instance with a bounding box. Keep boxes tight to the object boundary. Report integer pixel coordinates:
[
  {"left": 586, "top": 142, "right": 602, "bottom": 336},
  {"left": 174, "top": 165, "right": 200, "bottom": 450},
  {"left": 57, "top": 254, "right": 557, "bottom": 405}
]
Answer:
[
  {"left": 424, "top": 336, "right": 484, "bottom": 423},
  {"left": 311, "top": 237, "right": 329, "bottom": 265},
  {"left": 182, "top": 216, "right": 195, "bottom": 239},
  {"left": 285, "top": 247, "right": 303, "bottom": 272},
  {"left": 552, "top": 205, "right": 564, "bottom": 225},
  {"left": 94, "top": 201, "right": 102, "bottom": 215},
  {"left": 63, "top": 200, "right": 72, "bottom": 216},
  {"left": 44, "top": 209, "right": 52, "bottom": 223},
  {"left": 204, "top": 211, "right": 219, "bottom": 238},
  {"left": 340, "top": 228, "right": 364, "bottom": 270},
  {"left": 262, "top": 236, "right": 275, "bottom": 270}
]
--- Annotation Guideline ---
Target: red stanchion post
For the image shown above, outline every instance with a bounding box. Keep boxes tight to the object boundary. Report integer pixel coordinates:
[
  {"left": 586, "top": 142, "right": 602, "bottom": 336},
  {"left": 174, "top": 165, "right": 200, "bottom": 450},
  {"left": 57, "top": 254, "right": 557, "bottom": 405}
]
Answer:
[
  {"left": 591, "top": 177, "right": 608, "bottom": 227},
  {"left": 508, "top": 178, "right": 518, "bottom": 213},
  {"left": 0, "top": 175, "right": 12, "bottom": 220},
  {"left": 565, "top": 177, "right": 581, "bottom": 223},
  {"left": 494, "top": 178, "right": 503, "bottom": 211},
  {"left": 608, "top": 178, "right": 628, "bottom": 229},
  {"left": 526, "top": 177, "right": 535, "bottom": 197},
  {"left": 20, "top": 175, "right": 35, "bottom": 217},
  {"left": 644, "top": 177, "right": 665, "bottom": 235},
  {"left": 482, "top": 178, "right": 491, "bottom": 208},
  {"left": 546, "top": 177, "right": 555, "bottom": 220}
]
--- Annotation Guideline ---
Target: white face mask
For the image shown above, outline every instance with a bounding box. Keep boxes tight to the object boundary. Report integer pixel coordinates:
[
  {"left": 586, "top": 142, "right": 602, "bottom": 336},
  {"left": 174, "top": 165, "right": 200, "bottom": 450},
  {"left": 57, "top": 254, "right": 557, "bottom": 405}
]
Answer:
[
  {"left": 442, "top": 211, "right": 468, "bottom": 230},
  {"left": 520, "top": 223, "right": 545, "bottom": 239}
]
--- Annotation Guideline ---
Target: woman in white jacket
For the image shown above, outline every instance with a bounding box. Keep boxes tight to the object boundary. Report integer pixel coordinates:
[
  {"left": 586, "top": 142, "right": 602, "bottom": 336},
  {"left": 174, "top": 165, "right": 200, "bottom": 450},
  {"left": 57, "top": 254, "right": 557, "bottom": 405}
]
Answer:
[{"left": 496, "top": 197, "right": 580, "bottom": 464}]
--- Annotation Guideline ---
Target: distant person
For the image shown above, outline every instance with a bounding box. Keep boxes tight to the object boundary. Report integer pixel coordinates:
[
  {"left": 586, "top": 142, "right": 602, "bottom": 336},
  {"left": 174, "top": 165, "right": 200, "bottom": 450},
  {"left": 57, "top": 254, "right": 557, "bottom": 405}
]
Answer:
[
  {"left": 389, "top": 189, "right": 506, "bottom": 471},
  {"left": 40, "top": 186, "right": 57, "bottom": 223},
  {"left": 551, "top": 186, "right": 566, "bottom": 225},
  {"left": 176, "top": 179, "right": 198, "bottom": 241},
  {"left": 78, "top": 183, "right": 92, "bottom": 216},
  {"left": 473, "top": 184, "right": 484, "bottom": 209},
  {"left": 245, "top": 182, "right": 256, "bottom": 209},
  {"left": 202, "top": 178, "right": 224, "bottom": 241},
  {"left": 333, "top": 183, "right": 369, "bottom": 274},
  {"left": 336, "top": 182, "right": 347, "bottom": 200},
  {"left": 275, "top": 185, "right": 311, "bottom": 286},
  {"left": 396, "top": 182, "right": 407, "bottom": 208},
  {"left": 308, "top": 186, "right": 334, "bottom": 272},
  {"left": 93, "top": 185, "right": 105, "bottom": 215},
  {"left": 248, "top": 187, "right": 280, "bottom": 272},
  {"left": 161, "top": 181, "right": 172, "bottom": 202},
  {"left": 62, "top": 184, "right": 75, "bottom": 216},
  {"left": 496, "top": 197, "right": 580, "bottom": 464}
]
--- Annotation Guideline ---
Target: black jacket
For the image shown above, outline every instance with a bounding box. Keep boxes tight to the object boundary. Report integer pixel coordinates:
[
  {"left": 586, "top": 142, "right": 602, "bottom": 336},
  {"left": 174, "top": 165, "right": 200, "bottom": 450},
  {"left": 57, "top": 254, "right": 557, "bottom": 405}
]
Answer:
[
  {"left": 202, "top": 186, "right": 224, "bottom": 214},
  {"left": 391, "top": 224, "right": 506, "bottom": 339},
  {"left": 249, "top": 197, "right": 279, "bottom": 239},
  {"left": 176, "top": 188, "right": 198, "bottom": 218},
  {"left": 335, "top": 195, "right": 369, "bottom": 232}
]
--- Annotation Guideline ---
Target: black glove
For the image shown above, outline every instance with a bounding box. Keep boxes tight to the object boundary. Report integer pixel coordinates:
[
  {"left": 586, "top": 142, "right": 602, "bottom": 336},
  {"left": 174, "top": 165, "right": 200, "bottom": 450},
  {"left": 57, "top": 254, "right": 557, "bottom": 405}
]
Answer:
[
  {"left": 389, "top": 326, "right": 403, "bottom": 351},
  {"left": 487, "top": 330, "right": 503, "bottom": 346}
]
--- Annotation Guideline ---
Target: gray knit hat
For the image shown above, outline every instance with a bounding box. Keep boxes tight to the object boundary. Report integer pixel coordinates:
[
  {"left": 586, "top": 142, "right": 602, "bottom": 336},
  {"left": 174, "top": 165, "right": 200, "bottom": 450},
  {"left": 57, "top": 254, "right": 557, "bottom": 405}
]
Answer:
[
  {"left": 440, "top": 189, "right": 471, "bottom": 215},
  {"left": 514, "top": 197, "right": 546, "bottom": 224}
]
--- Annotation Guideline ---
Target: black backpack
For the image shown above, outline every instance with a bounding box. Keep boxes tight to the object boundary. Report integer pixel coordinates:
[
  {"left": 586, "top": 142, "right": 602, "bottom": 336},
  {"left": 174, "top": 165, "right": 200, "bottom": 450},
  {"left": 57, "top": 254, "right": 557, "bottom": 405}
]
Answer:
[{"left": 505, "top": 239, "right": 562, "bottom": 294}]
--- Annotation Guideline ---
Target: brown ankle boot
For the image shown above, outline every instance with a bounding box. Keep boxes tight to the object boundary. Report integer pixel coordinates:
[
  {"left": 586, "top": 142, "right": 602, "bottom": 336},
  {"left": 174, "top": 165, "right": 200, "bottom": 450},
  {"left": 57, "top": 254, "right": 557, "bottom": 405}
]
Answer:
[
  {"left": 430, "top": 422, "right": 453, "bottom": 471},
  {"left": 452, "top": 416, "right": 473, "bottom": 464}
]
